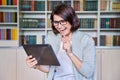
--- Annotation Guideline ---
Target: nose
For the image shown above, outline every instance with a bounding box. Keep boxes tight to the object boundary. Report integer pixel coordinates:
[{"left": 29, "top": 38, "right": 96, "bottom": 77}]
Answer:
[{"left": 57, "top": 23, "right": 63, "bottom": 28}]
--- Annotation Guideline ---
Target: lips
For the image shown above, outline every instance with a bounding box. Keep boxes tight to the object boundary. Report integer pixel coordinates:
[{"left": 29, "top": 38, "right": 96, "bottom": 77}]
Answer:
[{"left": 59, "top": 27, "right": 67, "bottom": 33}]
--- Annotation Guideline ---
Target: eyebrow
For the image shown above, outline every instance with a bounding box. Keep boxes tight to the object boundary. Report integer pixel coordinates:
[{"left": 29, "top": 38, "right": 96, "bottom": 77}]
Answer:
[{"left": 53, "top": 20, "right": 65, "bottom": 22}]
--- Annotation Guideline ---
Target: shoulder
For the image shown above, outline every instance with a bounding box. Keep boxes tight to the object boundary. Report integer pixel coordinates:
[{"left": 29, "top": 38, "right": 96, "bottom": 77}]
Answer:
[
  {"left": 45, "top": 31, "right": 60, "bottom": 44},
  {"left": 73, "top": 30, "right": 92, "bottom": 40},
  {"left": 46, "top": 31, "right": 60, "bottom": 39},
  {"left": 73, "top": 30, "right": 95, "bottom": 45}
]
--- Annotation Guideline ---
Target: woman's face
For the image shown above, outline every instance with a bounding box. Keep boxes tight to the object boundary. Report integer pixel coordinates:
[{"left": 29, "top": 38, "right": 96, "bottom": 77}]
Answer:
[{"left": 53, "top": 15, "right": 72, "bottom": 36}]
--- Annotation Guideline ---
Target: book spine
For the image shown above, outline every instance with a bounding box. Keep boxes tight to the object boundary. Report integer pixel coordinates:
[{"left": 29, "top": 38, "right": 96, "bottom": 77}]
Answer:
[
  {"left": 100, "top": 35, "right": 106, "bottom": 46},
  {"left": 31, "top": 0, "right": 34, "bottom": 11},
  {"left": 11, "top": 28, "right": 18, "bottom": 40},
  {"left": 2, "top": 0, "right": 7, "bottom": 5},
  {"left": 73, "top": 1, "right": 80, "bottom": 11},
  {"left": 106, "top": 35, "right": 113, "bottom": 46},
  {"left": 0, "top": 29, "right": 1, "bottom": 40},
  {"left": 106, "top": 18, "right": 110, "bottom": 28},
  {"left": 0, "top": 0, "right": 2, "bottom": 5},
  {"left": 0, "top": 12, "right": 3, "bottom": 22},
  {"left": 6, "top": 29, "right": 11, "bottom": 40},
  {"left": 29, "top": 35, "right": 36, "bottom": 44},
  {"left": 42, "top": 35, "right": 45, "bottom": 44},
  {"left": 1, "top": 29, "right": 4, "bottom": 40},
  {"left": 14, "top": 0, "right": 17, "bottom": 5},
  {"left": 4, "top": 29, "right": 7, "bottom": 40}
]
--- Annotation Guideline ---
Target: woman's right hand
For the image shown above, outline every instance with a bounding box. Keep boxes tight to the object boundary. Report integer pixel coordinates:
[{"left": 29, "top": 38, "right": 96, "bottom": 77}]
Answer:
[{"left": 26, "top": 55, "right": 38, "bottom": 68}]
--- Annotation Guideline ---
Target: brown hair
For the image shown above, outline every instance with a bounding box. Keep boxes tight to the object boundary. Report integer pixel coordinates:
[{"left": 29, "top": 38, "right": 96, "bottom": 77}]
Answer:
[{"left": 50, "top": 3, "right": 80, "bottom": 35}]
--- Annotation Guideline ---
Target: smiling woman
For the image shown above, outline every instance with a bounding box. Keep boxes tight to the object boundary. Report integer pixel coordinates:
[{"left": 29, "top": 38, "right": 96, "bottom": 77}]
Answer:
[
  {"left": 26, "top": 3, "right": 96, "bottom": 80},
  {"left": 50, "top": 4, "right": 80, "bottom": 35}
]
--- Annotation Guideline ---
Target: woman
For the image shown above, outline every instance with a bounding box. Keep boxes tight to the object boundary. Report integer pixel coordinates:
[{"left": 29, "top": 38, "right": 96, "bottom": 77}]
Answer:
[{"left": 26, "top": 3, "right": 96, "bottom": 80}]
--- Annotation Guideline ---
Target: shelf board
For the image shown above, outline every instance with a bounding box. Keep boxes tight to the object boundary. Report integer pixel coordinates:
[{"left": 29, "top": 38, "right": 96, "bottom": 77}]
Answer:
[
  {"left": 0, "top": 23, "right": 18, "bottom": 27},
  {"left": 0, "top": 6, "right": 17, "bottom": 11},
  {"left": 78, "top": 28, "right": 97, "bottom": 31},
  {"left": 76, "top": 11, "right": 98, "bottom": 14},
  {"left": 20, "top": 11, "right": 45, "bottom": 14},
  {"left": 100, "top": 28, "right": 120, "bottom": 31},
  {"left": 0, "top": 5, "right": 17, "bottom": 8},
  {"left": 96, "top": 46, "right": 120, "bottom": 49},
  {"left": 100, "top": 11, "right": 120, "bottom": 13},
  {"left": 21, "top": 28, "right": 45, "bottom": 31}
]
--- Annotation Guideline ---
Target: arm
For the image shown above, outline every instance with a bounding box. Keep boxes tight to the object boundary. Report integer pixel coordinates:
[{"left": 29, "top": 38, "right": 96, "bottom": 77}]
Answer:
[
  {"left": 63, "top": 35, "right": 96, "bottom": 78},
  {"left": 78, "top": 37, "right": 96, "bottom": 78}
]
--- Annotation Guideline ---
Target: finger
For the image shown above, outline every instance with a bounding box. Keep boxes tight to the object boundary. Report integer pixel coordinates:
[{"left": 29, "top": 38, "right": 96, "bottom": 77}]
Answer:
[
  {"left": 26, "top": 58, "right": 38, "bottom": 68},
  {"left": 27, "top": 57, "right": 36, "bottom": 63},
  {"left": 30, "top": 60, "right": 38, "bottom": 66},
  {"left": 26, "top": 55, "right": 32, "bottom": 60}
]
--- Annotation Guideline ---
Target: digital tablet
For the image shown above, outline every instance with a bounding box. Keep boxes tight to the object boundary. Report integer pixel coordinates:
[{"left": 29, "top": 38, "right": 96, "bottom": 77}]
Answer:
[{"left": 23, "top": 44, "right": 60, "bottom": 66}]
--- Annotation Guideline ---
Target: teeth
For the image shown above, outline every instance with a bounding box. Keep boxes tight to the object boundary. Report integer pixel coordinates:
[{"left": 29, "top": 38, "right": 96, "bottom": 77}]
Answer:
[{"left": 60, "top": 27, "right": 66, "bottom": 31}]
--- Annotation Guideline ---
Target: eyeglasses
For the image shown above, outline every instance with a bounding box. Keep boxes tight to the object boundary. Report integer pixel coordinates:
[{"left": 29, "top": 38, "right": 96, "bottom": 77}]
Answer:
[{"left": 52, "top": 20, "right": 67, "bottom": 26}]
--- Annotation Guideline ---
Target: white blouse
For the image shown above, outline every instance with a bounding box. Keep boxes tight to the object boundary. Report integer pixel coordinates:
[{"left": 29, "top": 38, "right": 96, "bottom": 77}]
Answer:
[{"left": 53, "top": 42, "right": 75, "bottom": 80}]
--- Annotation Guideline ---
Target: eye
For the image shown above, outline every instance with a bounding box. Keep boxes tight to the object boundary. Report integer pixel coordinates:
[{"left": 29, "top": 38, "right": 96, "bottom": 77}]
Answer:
[
  {"left": 60, "top": 20, "right": 67, "bottom": 24},
  {"left": 53, "top": 21, "right": 59, "bottom": 24},
  {"left": 60, "top": 20, "right": 65, "bottom": 23}
]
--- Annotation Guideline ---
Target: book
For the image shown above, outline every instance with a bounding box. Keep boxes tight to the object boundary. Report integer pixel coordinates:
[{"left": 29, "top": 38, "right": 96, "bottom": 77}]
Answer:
[
  {"left": 100, "top": 35, "right": 106, "bottom": 46},
  {"left": 73, "top": 1, "right": 80, "bottom": 11},
  {"left": 31, "top": 0, "right": 34, "bottom": 11},
  {"left": 100, "top": 0, "right": 107, "bottom": 11},
  {"left": 34, "top": 1, "right": 45, "bottom": 11},
  {"left": 11, "top": 28, "right": 18, "bottom": 40},
  {"left": 14, "top": 0, "right": 17, "bottom": 5},
  {"left": 2, "top": 0, "right": 7, "bottom": 5}
]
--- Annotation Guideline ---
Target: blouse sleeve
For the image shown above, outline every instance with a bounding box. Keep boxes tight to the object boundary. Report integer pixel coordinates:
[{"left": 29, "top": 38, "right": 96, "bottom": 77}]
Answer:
[{"left": 78, "top": 35, "right": 96, "bottom": 78}]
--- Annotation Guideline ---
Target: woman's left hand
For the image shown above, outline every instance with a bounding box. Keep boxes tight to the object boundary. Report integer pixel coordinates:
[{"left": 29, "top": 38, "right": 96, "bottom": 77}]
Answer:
[{"left": 62, "top": 36, "right": 72, "bottom": 53}]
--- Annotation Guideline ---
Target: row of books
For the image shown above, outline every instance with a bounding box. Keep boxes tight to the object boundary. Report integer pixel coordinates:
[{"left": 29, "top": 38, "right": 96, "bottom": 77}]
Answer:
[
  {"left": 0, "top": 0, "right": 17, "bottom": 5},
  {"left": 43, "top": 18, "right": 97, "bottom": 29},
  {"left": 21, "top": 18, "right": 120, "bottom": 29},
  {"left": 20, "top": 35, "right": 98, "bottom": 46},
  {"left": 101, "top": 0, "right": 120, "bottom": 11},
  {"left": 20, "top": 1, "right": 45, "bottom": 11},
  {"left": 80, "top": 18, "right": 97, "bottom": 28},
  {"left": 48, "top": 1, "right": 97, "bottom": 11},
  {"left": 20, "top": 35, "right": 45, "bottom": 45},
  {"left": 21, "top": 18, "right": 45, "bottom": 28},
  {"left": 47, "top": 1, "right": 71, "bottom": 11},
  {"left": 0, "top": 28, "right": 18, "bottom": 40},
  {"left": 100, "top": 35, "right": 120, "bottom": 46},
  {"left": 101, "top": 18, "right": 120, "bottom": 28},
  {"left": 112, "top": 2, "right": 120, "bottom": 11},
  {"left": 0, "top": 12, "right": 17, "bottom": 23},
  {"left": 20, "top": 0, "right": 97, "bottom": 11}
]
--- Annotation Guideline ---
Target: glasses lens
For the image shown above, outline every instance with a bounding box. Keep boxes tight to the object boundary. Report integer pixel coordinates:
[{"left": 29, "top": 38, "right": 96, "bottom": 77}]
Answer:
[
  {"left": 53, "top": 21, "right": 59, "bottom": 26},
  {"left": 60, "top": 20, "right": 67, "bottom": 25},
  {"left": 53, "top": 20, "right": 67, "bottom": 26}
]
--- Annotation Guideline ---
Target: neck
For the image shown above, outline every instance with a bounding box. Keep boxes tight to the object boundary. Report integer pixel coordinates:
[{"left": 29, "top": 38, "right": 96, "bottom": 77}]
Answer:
[{"left": 62, "top": 32, "right": 72, "bottom": 40}]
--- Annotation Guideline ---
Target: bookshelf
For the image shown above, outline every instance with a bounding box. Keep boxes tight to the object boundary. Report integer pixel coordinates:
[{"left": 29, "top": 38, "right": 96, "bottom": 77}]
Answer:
[
  {"left": 0, "top": 0, "right": 19, "bottom": 47},
  {"left": 18, "top": 0, "right": 120, "bottom": 48},
  {"left": 19, "top": 0, "right": 46, "bottom": 45},
  {"left": 99, "top": 0, "right": 120, "bottom": 48}
]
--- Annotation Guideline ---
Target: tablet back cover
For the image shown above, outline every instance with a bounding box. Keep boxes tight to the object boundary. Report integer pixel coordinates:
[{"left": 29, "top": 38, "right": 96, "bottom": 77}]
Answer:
[{"left": 23, "top": 44, "right": 60, "bottom": 66}]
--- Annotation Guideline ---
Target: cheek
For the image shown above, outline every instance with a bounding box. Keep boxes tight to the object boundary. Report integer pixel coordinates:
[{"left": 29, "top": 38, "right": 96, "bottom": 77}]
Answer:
[
  {"left": 54, "top": 26, "right": 60, "bottom": 31},
  {"left": 67, "top": 24, "right": 72, "bottom": 30}
]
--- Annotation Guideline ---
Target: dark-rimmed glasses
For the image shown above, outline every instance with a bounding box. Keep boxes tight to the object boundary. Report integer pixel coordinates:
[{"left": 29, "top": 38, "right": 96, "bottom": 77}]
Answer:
[{"left": 52, "top": 20, "right": 67, "bottom": 26}]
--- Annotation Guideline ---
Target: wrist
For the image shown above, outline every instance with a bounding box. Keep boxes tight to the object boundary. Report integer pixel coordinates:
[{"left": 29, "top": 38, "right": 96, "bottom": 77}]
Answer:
[
  {"left": 66, "top": 49, "right": 72, "bottom": 53},
  {"left": 68, "top": 52, "right": 74, "bottom": 57},
  {"left": 33, "top": 65, "right": 39, "bottom": 69}
]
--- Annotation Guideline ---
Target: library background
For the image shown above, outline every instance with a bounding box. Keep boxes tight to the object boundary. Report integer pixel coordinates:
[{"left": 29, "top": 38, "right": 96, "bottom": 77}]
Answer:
[{"left": 0, "top": 0, "right": 120, "bottom": 80}]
